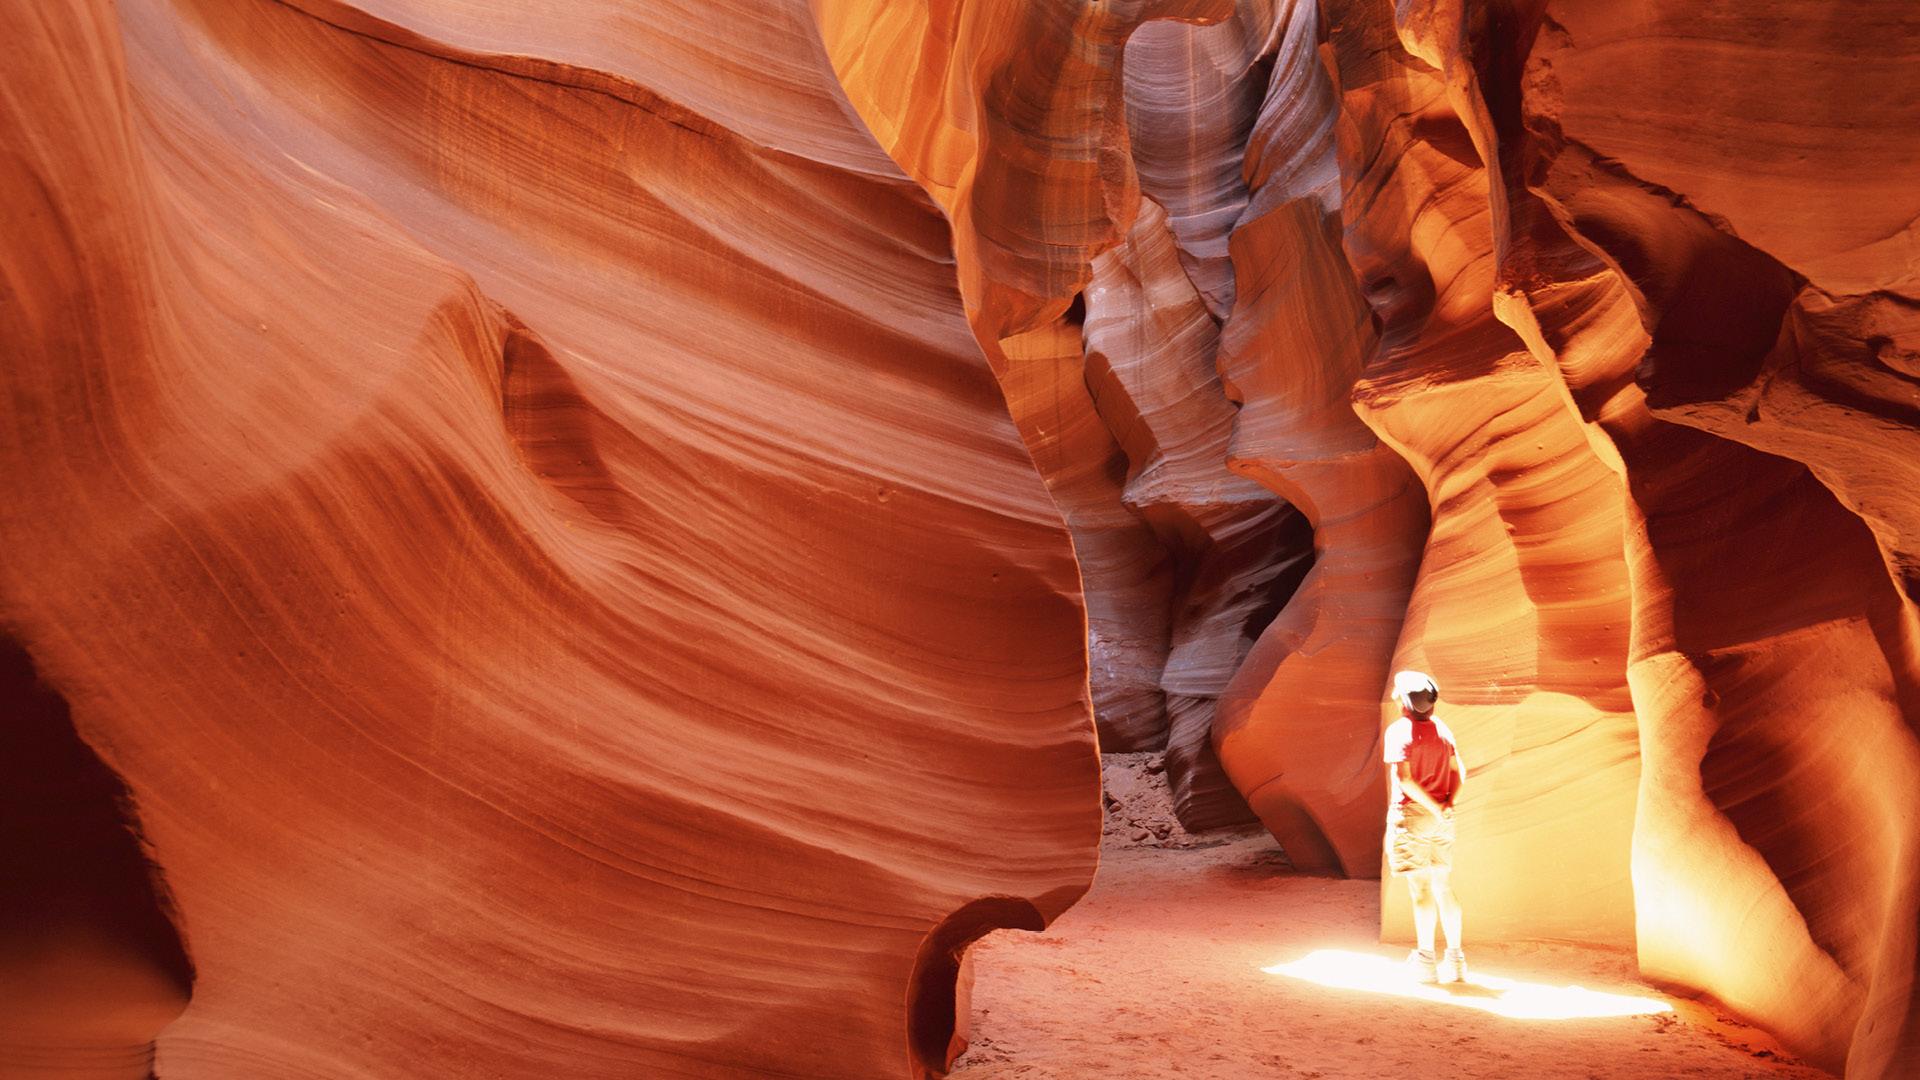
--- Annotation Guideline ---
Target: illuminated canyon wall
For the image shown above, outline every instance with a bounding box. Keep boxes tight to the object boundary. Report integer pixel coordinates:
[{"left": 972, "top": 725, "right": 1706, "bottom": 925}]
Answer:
[
  {"left": 2, "top": 1, "right": 1100, "bottom": 1077},
  {"left": 1311, "top": 0, "right": 1918, "bottom": 1072},
  {"left": 3, "top": 0, "right": 1916, "bottom": 1077},
  {"left": 817, "top": 0, "right": 1316, "bottom": 832}
]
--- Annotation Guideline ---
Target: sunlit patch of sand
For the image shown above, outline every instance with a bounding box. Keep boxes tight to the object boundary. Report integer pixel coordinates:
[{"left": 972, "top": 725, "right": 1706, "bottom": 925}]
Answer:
[{"left": 1263, "top": 949, "right": 1674, "bottom": 1021}]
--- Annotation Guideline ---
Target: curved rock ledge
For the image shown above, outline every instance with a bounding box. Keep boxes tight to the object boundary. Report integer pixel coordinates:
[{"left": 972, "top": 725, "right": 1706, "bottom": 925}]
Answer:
[
  {"left": 5, "top": 1, "right": 1917, "bottom": 1077},
  {"left": 2, "top": 2, "right": 1098, "bottom": 1077}
]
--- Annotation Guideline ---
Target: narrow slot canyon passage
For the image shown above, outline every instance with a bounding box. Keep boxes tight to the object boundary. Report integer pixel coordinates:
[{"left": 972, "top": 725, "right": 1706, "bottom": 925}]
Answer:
[
  {"left": 6, "top": 0, "right": 1915, "bottom": 1077},
  {"left": 946, "top": 757, "right": 1828, "bottom": 1080}
]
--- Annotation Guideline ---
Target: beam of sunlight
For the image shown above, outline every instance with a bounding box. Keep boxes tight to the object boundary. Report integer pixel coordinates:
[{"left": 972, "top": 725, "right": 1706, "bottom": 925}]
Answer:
[{"left": 1262, "top": 950, "right": 1674, "bottom": 1021}]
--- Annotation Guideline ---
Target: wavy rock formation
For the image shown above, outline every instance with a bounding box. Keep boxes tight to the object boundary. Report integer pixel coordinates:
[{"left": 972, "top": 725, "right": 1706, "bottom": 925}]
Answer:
[
  {"left": 1084, "top": 199, "right": 1314, "bottom": 829},
  {"left": 1347, "top": 0, "right": 1920, "bottom": 1073},
  {"left": 1211, "top": 0, "right": 1432, "bottom": 875},
  {"left": 818, "top": 0, "right": 1227, "bottom": 333},
  {"left": 1525, "top": 0, "right": 1920, "bottom": 614},
  {"left": 1317, "top": 0, "right": 1639, "bottom": 943},
  {"left": 1, "top": 3, "right": 1098, "bottom": 1078},
  {"left": 821, "top": 0, "right": 1315, "bottom": 833},
  {"left": 1509, "top": 6, "right": 1920, "bottom": 1073},
  {"left": 1121, "top": 7, "right": 1276, "bottom": 319},
  {"left": 1214, "top": 0, "right": 1917, "bottom": 1068},
  {"left": 994, "top": 314, "right": 1176, "bottom": 753},
  {"left": 8, "top": 0, "right": 1919, "bottom": 1076}
]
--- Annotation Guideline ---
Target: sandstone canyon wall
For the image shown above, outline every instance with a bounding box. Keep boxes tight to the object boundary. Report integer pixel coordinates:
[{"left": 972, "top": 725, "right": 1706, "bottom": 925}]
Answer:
[
  {"left": 817, "top": 0, "right": 1319, "bottom": 833},
  {"left": 1299, "top": 0, "right": 1920, "bottom": 1072},
  {"left": 1112, "top": 4, "right": 1918, "bottom": 1072},
  {"left": 4, "top": 0, "right": 1919, "bottom": 1078},
  {"left": 2, "top": 1, "right": 1100, "bottom": 1077}
]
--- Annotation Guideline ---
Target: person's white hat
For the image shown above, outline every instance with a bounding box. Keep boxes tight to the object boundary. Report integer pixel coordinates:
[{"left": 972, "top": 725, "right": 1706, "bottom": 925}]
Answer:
[{"left": 1392, "top": 670, "right": 1439, "bottom": 714}]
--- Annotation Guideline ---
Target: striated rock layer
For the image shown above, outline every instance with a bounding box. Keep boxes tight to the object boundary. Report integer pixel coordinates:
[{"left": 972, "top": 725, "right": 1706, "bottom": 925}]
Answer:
[
  {"left": 2, "top": 1, "right": 1099, "bottom": 1077},
  {"left": 1094, "top": 5, "right": 1321, "bottom": 833},
  {"left": 1511, "top": 5, "right": 1920, "bottom": 1072},
  {"left": 7, "top": 0, "right": 1920, "bottom": 1076},
  {"left": 1295, "top": 0, "right": 1920, "bottom": 1073},
  {"left": 995, "top": 314, "right": 1178, "bottom": 754},
  {"left": 1085, "top": 199, "right": 1314, "bottom": 829},
  {"left": 819, "top": 0, "right": 1317, "bottom": 833},
  {"left": 1211, "top": 0, "right": 1432, "bottom": 875},
  {"left": 1204, "top": 0, "right": 1918, "bottom": 1071},
  {"left": 1320, "top": 0, "right": 1639, "bottom": 944}
]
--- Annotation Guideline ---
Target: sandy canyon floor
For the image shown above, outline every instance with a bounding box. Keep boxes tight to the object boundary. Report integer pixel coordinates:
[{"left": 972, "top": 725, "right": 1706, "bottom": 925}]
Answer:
[{"left": 950, "top": 757, "right": 1829, "bottom": 1080}]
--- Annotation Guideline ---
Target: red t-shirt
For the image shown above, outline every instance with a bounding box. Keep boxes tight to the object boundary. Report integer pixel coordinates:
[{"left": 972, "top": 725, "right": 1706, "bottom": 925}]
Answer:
[{"left": 1383, "top": 715, "right": 1460, "bottom": 807}]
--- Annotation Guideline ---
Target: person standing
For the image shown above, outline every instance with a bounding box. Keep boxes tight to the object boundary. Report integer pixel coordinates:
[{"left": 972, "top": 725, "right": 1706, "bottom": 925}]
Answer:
[{"left": 1383, "top": 670, "right": 1467, "bottom": 983}]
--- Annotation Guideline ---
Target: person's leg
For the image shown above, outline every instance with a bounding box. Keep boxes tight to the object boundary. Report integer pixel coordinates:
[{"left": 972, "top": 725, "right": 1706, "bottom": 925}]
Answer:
[
  {"left": 1431, "top": 860, "right": 1467, "bottom": 982},
  {"left": 1406, "top": 868, "right": 1438, "bottom": 955},
  {"left": 1432, "top": 867, "right": 1463, "bottom": 950}
]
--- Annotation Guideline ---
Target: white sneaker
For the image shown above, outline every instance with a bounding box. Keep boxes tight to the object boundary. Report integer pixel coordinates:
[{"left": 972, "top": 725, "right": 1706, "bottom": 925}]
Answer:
[
  {"left": 1407, "top": 949, "right": 1439, "bottom": 983},
  {"left": 1440, "top": 948, "right": 1467, "bottom": 984}
]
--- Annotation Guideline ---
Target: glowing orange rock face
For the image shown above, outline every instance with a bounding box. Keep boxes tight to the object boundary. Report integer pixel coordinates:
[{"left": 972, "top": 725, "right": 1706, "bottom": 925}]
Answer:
[
  {"left": 1211, "top": 0, "right": 1919, "bottom": 1072},
  {"left": 1211, "top": 1, "right": 1432, "bottom": 878},
  {"left": 1328, "top": 0, "right": 1920, "bottom": 1073},
  {"left": 7, "top": 0, "right": 1919, "bottom": 1076},
  {"left": 820, "top": 0, "right": 1314, "bottom": 833},
  {"left": 1511, "top": 5, "right": 1920, "bottom": 1073},
  {"left": 1318, "top": 0, "right": 1640, "bottom": 945},
  {"left": 2, "top": 1, "right": 1097, "bottom": 1077}
]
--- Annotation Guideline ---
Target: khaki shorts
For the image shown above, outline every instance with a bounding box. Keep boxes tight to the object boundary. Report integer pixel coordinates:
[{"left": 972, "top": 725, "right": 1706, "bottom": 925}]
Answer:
[{"left": 1387, "top": 803, "right": 1455, "bottom": 875}]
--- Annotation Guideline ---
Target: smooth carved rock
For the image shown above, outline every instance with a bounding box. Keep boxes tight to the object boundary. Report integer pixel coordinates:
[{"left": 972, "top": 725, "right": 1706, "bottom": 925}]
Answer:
[
  {"left": 1317, "top": 0, "right": 1639, "bottom": 944},
  {"left": 1430, "top": 1, "right": 1920, "bottom": 1073},
  {"left": 996, "top": 316, "right": 1177, "bottom": 753},
  {"left": 817, "top": 0, "right": 1234, "bottom": 337},
  {"left": 1531, "top": 1, "right": 1920, "bottom": 620},
  {"left": 1, "top": 2, "right": 1097, "bottom": 1078},
  {"left": 1085, "top": 198, "right": 1313, "bottom": 829},
  {"left": 8, "top": 0, "right": 1920, "bottom": 1076},
  {"left": 1121, "top": 3, "right": 1280, "bottom": 319},
  {"left": 1219, "top": 3, "right": 1919, "bottom": 1071},
  {"left": 1213, "top": 1, "right": 1430, "bottom": 874},
  {"left": 823, "top": 0, "right": 1312, "bottom": 831},
  {"left": 1537, "top": 0, "right": 1920, "bottom": 300}
]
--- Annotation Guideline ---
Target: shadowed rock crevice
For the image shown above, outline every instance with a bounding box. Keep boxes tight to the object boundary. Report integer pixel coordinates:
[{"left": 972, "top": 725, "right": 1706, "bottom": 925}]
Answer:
[
  {"left": 817, "top": 0, "right": 1300, "bottom": 835},
  {"left": 7, "top": 0, "right": 1918, "bottom": 1077},
  {"left": 498, "top": 316, "right": 637, "bottom": 530},
  {"left": 0, "top": 635, "right": 193, "bottom": 1080},
  {"left": 905, "top": 896, "right": 1045, "bottom": 1079},
  {"left": 1210, "top": 1, "right": 1432, "bottom": 877},
  {"left": 1080, "top": 0, "right": 1331, "bottom": 825}
]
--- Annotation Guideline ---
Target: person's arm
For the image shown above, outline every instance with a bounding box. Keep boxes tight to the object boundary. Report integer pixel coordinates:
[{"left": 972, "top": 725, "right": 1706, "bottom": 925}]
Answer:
[
  {"left": 1396, "top": 762, "right": 1448, "bottom": 816},
  {"left": 1449, "top": 753, "right": 1467, "bottom": 802}
]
